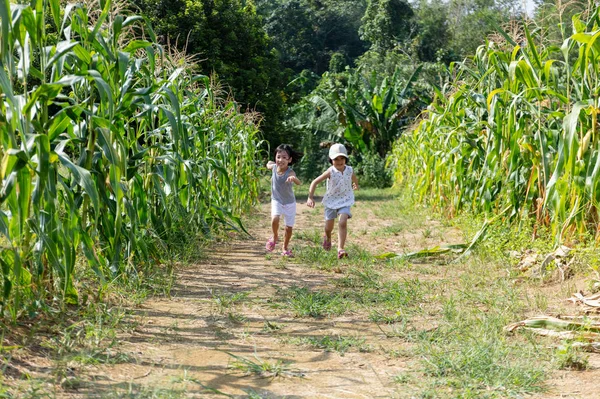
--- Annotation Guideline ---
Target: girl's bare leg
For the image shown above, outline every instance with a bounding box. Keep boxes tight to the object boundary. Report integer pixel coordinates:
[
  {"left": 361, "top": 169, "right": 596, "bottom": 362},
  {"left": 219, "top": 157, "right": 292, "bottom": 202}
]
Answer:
[
  {"left": 283, "top": 226, "right": 293, "bottom": 251},
  {"left": 324, "top": 219, "right": 335, "bottom": 243},
  {"left": 271, "top": 216, "right": 280, "bottom": 242},
  {"left": 338, "top": 214, "right": 349, "bottom": 250}
]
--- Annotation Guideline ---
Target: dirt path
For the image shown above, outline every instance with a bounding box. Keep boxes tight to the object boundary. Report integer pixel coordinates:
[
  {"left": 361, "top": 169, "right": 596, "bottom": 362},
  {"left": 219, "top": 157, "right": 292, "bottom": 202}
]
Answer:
[
  {"left": 69, "top": 196, "right": 424, "bottom": 398},
  {"left": 36, "top": 191, "right": 600, "bottom": 398}
]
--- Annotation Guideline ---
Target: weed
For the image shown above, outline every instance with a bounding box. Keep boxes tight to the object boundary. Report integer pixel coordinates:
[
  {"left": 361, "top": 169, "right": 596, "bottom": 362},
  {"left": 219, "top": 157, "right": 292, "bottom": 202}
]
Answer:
[
  {"left": 392, "top": 373, "right": 412, "bottom": 384},
  {"left": 369, "top": 310, "right": 403, "bottom": 324},
  {"left": 210, "top": 290, "right": 250, "bottom": 313},
  {"left": 244, "top": 389, "right": 266, "bottom": 399},
  {"left": 108, "top": 384, "right": 186, "bottom": 398},
  {"left": 555, "top": 343, "right": 589, "bottom": 371},
  {"left": 262, "top": 320, "right": 282, "bottom": 332},
  {"left": 290, "top": 335, "right": 370, "bottom": 355},
  {"left": 279, "top": 286, "right": 347, "bottom": 317},
  {"left": 227, "top": 312, "right": 247, "bottom": 324},
  {"left": 227, "top": 352, "right": 300, "bottom": 378},
  {"left": 172, "top": 370, "right": 233, "bottom": 396},
  {"left": 365, "top": 278, "right": 429, "bottom": 310},
  {"left": 335, "top": 266, "right": 381, "bottom": 289},
  {"left": 295, "top": 229, "right": 322, "bottom": 245}
]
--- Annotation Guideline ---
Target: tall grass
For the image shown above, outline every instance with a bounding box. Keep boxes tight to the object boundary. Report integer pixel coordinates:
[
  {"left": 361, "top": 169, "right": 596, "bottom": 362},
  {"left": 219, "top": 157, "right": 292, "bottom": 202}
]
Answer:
[
  {"left": 0, "top": 0, "right": 262, "bottom": 319},
  {"left": 390, "top": 8, "right": 600, "bottom": 243}
]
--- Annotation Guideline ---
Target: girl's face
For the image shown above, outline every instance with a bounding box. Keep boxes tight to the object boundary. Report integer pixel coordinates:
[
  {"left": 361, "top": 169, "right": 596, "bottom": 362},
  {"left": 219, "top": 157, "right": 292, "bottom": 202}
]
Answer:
[
  {"left": 275, "top": 151, "right": 291, "bottom": 169},
  {"left": 332, "top": 156, "right": 347, "bottom": 171}
]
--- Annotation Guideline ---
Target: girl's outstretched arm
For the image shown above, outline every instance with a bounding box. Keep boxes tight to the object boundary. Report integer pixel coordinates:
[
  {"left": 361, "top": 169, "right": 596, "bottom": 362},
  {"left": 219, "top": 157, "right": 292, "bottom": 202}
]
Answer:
[
  {"left": 266, "top": 160, "right": 276, "bottom": 170},
  {"left": 352, "top": 172, "right": 359, "bottom": 190},
  {"left": 307, "top": 170, "right": 330, "bottom": 208},
  {"left": 286, "top": 171, "right": 301, "bottom": 185}
]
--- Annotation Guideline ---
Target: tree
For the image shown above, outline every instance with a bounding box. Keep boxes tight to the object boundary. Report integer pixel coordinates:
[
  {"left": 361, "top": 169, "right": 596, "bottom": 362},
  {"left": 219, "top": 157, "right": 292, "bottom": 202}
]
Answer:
[
  {"left": 359, "top": 0, "right": 415, "bottom": 52},
  {"left": 260, "top": 0, "right": 368, "bottom": 75},
  {"left": 413, "top": 0, "right": 453, "bottom": 62},
  {"left": 132, "top": 0, "right": 286, "bottom": 144},
  {"left": 446, "top": 0, "right": 523, "bottom": 58}
]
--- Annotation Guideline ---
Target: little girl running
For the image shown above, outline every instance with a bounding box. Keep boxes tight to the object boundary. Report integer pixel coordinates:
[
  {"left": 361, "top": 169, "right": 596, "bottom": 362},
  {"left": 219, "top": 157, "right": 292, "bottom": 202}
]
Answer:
[
  {"left": 266, "top": 144, "right": 302, "bottom": 257},
  {"left": 307, "top": 143, "right": 359, "bottom": 259}
]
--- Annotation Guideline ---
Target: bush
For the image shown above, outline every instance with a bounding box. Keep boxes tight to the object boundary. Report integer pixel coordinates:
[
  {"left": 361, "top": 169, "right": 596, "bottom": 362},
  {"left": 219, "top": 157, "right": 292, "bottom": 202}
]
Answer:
[{"left": 351, "top": 150, "right": 392, "bottom": 188}]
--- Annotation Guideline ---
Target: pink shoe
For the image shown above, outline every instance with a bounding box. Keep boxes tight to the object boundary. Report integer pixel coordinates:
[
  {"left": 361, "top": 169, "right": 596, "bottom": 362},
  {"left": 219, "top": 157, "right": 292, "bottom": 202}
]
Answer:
[
  {"left": 282, "top": 249, "right": 294, "bottom": 257},
  {"left": 266, "top": 237, "right": 276, "bottom": 252},
  {"left": 322, "top": 236, "right": 332, "bottom": 251},
  {"left": 337, "top": 249, "right": 348, "bottom": 259}
]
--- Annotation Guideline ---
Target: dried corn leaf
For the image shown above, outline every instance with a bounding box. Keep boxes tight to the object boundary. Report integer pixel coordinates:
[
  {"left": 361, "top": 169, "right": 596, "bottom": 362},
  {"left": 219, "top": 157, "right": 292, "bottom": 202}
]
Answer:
[{"left": 568, "top": 292, "right": 600, "bottom": 308}]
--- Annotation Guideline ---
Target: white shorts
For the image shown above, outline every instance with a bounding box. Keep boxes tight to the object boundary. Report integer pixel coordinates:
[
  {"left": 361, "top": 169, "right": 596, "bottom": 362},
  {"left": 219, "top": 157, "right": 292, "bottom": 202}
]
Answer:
[{"left": 271, "top": 200, "right": 296, "bottom": 227}]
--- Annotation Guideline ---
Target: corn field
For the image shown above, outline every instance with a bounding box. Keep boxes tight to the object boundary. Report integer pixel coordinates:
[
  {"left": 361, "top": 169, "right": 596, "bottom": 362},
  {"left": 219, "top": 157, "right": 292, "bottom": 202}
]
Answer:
[
  {"left": 0, "top": 0, "right": 262, "bottom": 318},
  {"left": 391, "top": 7, "right": 600, "bottom": 243}
]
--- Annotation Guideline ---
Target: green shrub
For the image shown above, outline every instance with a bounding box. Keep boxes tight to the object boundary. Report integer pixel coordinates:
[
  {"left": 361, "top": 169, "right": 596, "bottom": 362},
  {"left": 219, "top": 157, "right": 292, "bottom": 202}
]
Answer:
[{"left": 351, "top": 151, "right": 392, "bottom": 188}]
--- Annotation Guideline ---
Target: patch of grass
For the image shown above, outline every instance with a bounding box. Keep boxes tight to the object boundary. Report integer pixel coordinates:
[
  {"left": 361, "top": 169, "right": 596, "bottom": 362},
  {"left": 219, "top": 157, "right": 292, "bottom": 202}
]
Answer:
[
  {"left": 70, "top": 348, "right": 133, "bottom": 365},
  {"left": 109, "top": 385, "right": 186, "bottom": 398},
  {"left": 227, "top": 312, "right": 247, "bottom": 324},
  {"left": 555, "top": 343, "right": 589, "bottom": 371},
  {"left": 227, "top": 352, "right": 300, "bottom": 378},
  {"left": 262, "top": 320, "right": 282, "bottom": 332},
  {"left": 369, "top": 310, "right": 403, "bottom": 324},
  {"left": 294, "top": 229, "right": 322, "bottom": 245},
  {"left": 373, "top": 224, "right": 405, "bottom": 237},
  {"left": 335, "top": 266, "right": 382, "bottom": 289},
  {"left": 392, "top": 372, "right": 413, "bottom": 384},
  {"left": 412, "top": 267, "right": 548, "bottom": 396},
  {"left": 38, "top": 302, "right": 133, "bottom": 367},
  {"left": 278, "top": 286, "right": 347, "bottom": 317},
  {"left": 210, "top": 290, "right": 250, "bottom": 313},
  {"left": 289, "top": 335, "right": 370, "bottom": 355},
  {"left": 361, "top": 278, "right": 430, "bottom": 311},
  {"left": 296, "top": 243, "right": 373, "bottom": 272}
]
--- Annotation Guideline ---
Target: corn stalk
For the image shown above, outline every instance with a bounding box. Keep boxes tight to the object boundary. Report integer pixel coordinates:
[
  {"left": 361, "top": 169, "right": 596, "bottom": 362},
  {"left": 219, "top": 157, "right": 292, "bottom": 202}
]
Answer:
[
  {"left": 391, "top": 8, "right": 600, "bottom": 243},
  {"left": 0, "top": 0, "right": 261, "bottom": 319}
]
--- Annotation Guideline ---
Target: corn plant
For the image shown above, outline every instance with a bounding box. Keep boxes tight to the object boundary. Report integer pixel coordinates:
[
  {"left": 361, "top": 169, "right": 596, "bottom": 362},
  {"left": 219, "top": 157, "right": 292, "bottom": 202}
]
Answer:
[
  {"left": 391, "top": 7, "right": 600, "bottom": 243},
  {"left": 0, "top": 0, "right": 262, "bottom": 319}
]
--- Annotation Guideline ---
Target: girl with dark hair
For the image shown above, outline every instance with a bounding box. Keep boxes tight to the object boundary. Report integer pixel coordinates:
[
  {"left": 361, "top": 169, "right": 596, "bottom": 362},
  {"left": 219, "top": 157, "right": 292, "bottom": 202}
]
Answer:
[{"left": 265, "top": 144, "right": 303, "bottom": 257}]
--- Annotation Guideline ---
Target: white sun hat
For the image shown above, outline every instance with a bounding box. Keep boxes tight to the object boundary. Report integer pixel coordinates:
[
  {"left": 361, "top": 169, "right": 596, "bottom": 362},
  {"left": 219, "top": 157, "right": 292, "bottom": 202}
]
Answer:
[{"left": 328, "top": 143, "right": 348, "bottom": 160}]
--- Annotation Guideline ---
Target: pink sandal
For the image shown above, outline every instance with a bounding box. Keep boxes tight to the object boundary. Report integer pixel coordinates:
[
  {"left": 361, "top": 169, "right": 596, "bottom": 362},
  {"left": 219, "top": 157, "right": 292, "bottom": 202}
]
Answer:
[
  {"left": 282, "top": 249, "right": 294, "bottom": 257},
  {"left": 266, "top": 237, "right": 277, "bottom": 252},
  {"left": 322, "top": 236, "right": 332, "bottom": 251},
  {"left": 337, "top": 249, "right": 348, "bottom": 259}
]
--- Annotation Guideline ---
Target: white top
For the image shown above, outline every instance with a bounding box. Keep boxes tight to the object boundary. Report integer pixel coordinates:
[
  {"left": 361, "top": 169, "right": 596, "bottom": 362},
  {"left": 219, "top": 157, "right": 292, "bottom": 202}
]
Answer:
[{"left": 322, "top": 165, "right": 354, "bottom": 209}]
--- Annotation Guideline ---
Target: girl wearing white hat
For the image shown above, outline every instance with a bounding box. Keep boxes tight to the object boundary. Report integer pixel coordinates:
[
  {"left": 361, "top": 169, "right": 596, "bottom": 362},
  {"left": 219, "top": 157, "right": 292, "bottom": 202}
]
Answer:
[{"left": 307, "top": 143, "right": 359, "bottom": 259}]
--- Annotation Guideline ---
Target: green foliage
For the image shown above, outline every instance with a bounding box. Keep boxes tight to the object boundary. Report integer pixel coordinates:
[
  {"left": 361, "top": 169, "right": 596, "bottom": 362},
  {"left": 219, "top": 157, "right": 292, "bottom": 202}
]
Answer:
[
  {"left": 445, "top": 0, "right": 524, "bottom": 59},
  {"left": 291, "top": 61, "right": 431, "bottom": 181},
  {"left": 134, "top": 0, "right": 286, "bottom": 145},
  {"left": 359, "top": 0, "right": 414, "bottom": 52},
  {"left": 350, "top": 150, "right": 393, "bottom": 188},
  {"left": 391, "top": 9, "right": 600, "bottom": 241},
  {"left": 279, "top": 286, "right": 347, "bottom": 317},
  {"left": 290, "top": 335, "right": 369, "bottom": 355},
  {"left": 260, "top": 0, "right": 368, "bottom": 75},
  {"left": 555, "top": 342, "right": 589, "bottom": 370},
  {"left": 0, "top": 0, "right": 262, "bottom": 318},
  {"left": 413, "top": 0, "right": 454, "bottom": 63}
]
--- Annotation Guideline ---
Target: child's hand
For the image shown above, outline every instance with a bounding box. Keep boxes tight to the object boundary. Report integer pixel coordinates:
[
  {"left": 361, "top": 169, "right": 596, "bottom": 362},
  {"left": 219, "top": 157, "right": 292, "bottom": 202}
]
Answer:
[
  {"left": 266, "top": 161, "right": 275, "bottom": 169},
  {"left": 307, "top": 198, "right": 315, "bottom": 208},
  {"left": 352, "top": 182, "right": 359, "bottom": 190},
  {"left": 286, "top": 176, "right": 297, "bottom": 184}
]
